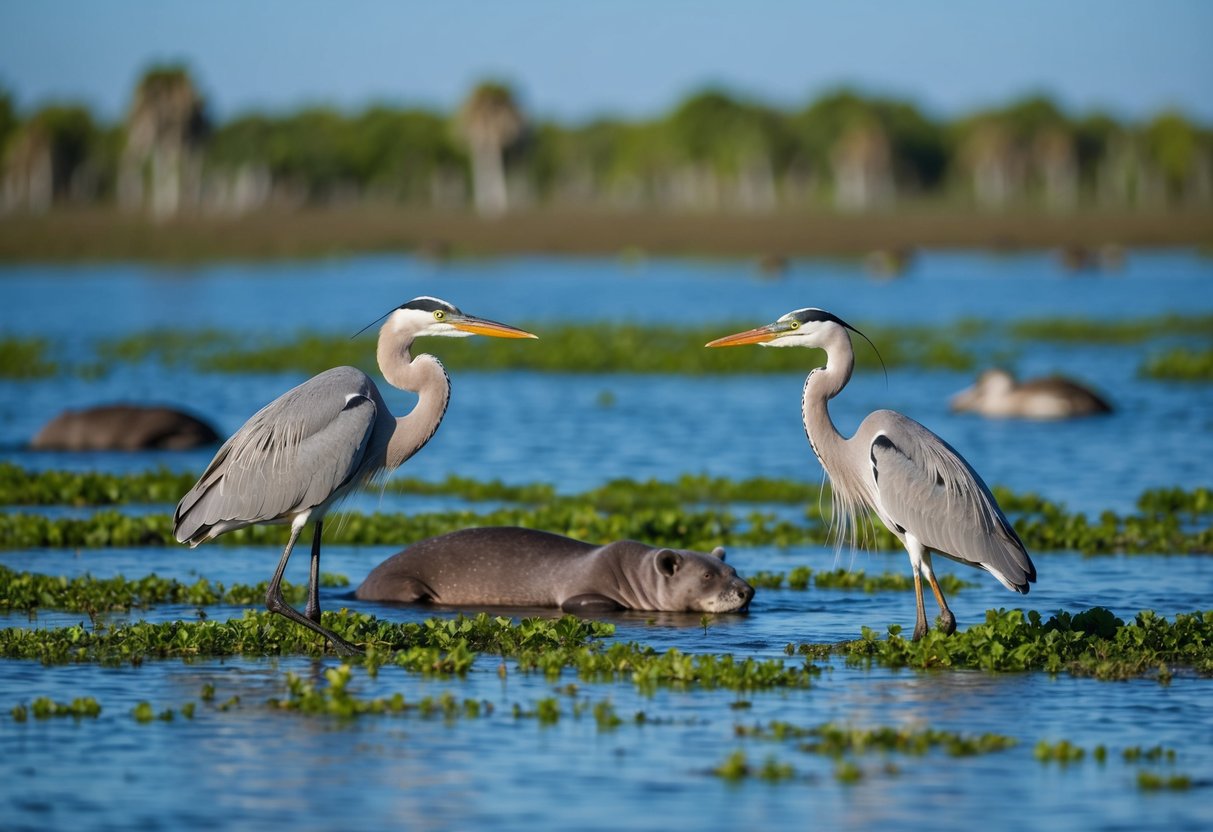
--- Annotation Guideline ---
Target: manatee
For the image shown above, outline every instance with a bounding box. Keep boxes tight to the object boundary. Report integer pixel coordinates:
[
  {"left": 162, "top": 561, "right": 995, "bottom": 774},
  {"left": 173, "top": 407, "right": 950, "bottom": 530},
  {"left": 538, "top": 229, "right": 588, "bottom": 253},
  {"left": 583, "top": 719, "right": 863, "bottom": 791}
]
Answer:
[
  {"left": 31, "top": 405, "right": 220, "bottom": 451},
  {"left": 355, "top": 526, "right": 755, "bottom": 613}
]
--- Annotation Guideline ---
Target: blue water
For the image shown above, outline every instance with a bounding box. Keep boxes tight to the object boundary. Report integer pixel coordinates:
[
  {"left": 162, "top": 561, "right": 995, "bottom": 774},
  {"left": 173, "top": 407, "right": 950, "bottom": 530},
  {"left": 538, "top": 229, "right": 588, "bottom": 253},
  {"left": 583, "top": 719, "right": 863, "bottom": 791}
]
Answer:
[{"left": 1, "top": 250, "right": 1212, "bottom": 831}]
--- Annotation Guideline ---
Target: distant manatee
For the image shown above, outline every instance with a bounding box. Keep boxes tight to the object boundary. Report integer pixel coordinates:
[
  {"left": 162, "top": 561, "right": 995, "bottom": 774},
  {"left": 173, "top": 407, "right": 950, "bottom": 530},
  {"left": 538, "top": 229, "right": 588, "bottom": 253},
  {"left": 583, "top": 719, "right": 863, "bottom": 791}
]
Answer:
[
  {"left": 356, "top": 526, "right": 756, "bottom": 614},
  {"left": 950, "top": 369, "right": 1113, "bottom": 420},
  {"left": 31, "top": 405, "right": 220, "bottom": 451}
]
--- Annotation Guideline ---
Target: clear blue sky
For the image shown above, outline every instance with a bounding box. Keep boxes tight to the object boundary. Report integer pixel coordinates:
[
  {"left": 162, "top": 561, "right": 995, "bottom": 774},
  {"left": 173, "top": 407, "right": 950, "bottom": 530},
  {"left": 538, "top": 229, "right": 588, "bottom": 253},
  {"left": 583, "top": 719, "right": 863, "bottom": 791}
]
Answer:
[{"left": 1, "top": 0, "right": 1210, "bottom": 124}]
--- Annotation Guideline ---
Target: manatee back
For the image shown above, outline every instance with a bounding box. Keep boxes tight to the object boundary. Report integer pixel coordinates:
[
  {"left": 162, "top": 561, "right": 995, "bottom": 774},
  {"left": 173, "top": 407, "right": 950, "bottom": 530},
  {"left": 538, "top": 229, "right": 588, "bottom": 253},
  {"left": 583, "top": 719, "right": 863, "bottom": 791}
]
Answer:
[
  {"left": 355, "top": 526, "right": 597, "bottom": 604},
  {"left": 31, "top": 405, "right": 219, "bottom": 451}
]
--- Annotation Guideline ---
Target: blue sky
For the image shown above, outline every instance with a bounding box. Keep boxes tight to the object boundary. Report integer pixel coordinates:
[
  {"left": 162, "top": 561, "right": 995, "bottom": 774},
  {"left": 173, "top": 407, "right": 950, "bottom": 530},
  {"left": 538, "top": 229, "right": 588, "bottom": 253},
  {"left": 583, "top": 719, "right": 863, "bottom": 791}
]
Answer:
[{"left": 1, "top": 0, "right": 1210, "bottom": 124}]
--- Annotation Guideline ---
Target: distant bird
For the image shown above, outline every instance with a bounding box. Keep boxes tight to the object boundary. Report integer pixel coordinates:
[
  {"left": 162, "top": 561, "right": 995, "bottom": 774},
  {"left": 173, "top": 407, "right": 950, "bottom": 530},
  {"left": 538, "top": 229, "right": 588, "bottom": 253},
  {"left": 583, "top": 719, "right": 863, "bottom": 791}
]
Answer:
[
  {"left": 707, "top": 308, "right": 1035, "bottom": 639},
  {"left": 863, "top": 247, "right": 914, "bottom": 279},
  {"left": 950, "top": 368, "right": 1113, "bottom": 420},
  {"left": 31, "top": 404, "right": 219, "bottom": 451},
  {"left": 173, "top": 297, "right": 536, "bottom": 653}
]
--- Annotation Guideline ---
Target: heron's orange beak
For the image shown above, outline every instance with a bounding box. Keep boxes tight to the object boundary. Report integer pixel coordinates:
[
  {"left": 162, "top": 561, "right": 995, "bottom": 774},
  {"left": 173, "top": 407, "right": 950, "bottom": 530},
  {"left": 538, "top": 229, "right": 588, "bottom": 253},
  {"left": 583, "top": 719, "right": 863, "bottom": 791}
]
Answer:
[
  {"left": 451, "top": 316, "right": 538, "bottom": 339},
  {"left": 705, "top": 325, "right": 778, "bottom": 348}
]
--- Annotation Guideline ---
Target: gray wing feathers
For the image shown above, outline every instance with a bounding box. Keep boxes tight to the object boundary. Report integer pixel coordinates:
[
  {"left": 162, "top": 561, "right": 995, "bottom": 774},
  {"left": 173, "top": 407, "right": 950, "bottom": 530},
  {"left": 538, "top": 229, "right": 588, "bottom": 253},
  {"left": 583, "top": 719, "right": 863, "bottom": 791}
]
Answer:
[
  {"left": 869, "top": 416, "right": 1035, "bottom": 591},
  {"left": 174, "top": 367, "right": 379, "bottom": 543}
]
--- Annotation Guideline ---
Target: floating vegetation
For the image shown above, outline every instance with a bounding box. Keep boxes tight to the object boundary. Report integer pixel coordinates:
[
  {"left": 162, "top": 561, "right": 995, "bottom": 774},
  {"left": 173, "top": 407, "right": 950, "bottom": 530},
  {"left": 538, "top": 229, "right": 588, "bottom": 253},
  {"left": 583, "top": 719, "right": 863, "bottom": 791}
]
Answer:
[
  {"left": 1008, "top": 314, "right": 1213, "bottom": 344},
  {"left": 0, "top": 564, "right": 349, "bottom": 614},
  {"left": 0, "top": 463, "right": 203, "bottom": 507},
  {"left": 0, "top": 609, "right": 817, "bottom": 691},
  {"left": 735, "top": 721, "right": 1018, "bottom": 757},
  {"left": 1140, "top": 347, "right": 1213, "bottom": 382},
  {"left": 1137, "top": 486, "right": 1213, "bottom": 519},
  {"left": 268, "top": 663, "right": 491, "bottom": 719},
  {"left": 3, "top": 465, "right": 1208, "bottom": 555},
  {"left": 745, "top": 566, "right": 974, "bottom": 594},
  {"left": 1034, "top": 739, "right": 1087, "bottom": 763},
  {"left": 131, "top": 701, "right": 182, "bottom": 722},
  {"left": 0, "top": 610, "right": 612, "bottom": 665},
  {"left": 95, "top": 321, "right": 970, "bottom": 377},
  {"left": 0, "top": 336, "right": 58, "bottom": 379},
  {"left": 74, "top": 313, "right": 1213, "bottom": 379},
  {"left": 1136, "top": 771, "right": 1193, "bottom": 791},
  {"left": 819, "top": 607, "right": 1213, "bottom": 681},
  {"left": 712, "top": 750, "right": 798, "bottom": 782},
  {"left": 4, "top": 495, "right": 1209, "bottom": 555},
  {"left": 10, "top": 696, "right": 101, "bottom": 721}
]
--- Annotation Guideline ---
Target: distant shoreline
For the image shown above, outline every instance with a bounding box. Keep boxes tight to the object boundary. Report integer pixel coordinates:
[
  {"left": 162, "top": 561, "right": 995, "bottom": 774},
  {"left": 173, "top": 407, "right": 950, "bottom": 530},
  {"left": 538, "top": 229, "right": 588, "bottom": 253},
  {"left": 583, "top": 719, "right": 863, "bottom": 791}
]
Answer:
[{"left": 1, "top": 208, "right": 1210, "bottom": 263}]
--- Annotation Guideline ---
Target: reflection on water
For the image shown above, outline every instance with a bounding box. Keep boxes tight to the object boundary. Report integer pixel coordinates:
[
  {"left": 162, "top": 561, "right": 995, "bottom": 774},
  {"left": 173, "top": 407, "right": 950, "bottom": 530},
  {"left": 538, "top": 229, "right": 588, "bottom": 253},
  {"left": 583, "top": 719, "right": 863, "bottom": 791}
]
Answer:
[{"left": 2, "top": 251, "right": 1211, "bottom": 831}]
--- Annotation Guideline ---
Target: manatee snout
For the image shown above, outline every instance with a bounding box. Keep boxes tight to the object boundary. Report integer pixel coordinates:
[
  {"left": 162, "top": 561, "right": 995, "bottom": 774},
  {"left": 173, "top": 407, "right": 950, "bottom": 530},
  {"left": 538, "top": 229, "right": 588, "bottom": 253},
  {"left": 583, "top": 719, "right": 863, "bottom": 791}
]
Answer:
[{"left": 700, "top": 575, "right": 755, "bottom": 614}]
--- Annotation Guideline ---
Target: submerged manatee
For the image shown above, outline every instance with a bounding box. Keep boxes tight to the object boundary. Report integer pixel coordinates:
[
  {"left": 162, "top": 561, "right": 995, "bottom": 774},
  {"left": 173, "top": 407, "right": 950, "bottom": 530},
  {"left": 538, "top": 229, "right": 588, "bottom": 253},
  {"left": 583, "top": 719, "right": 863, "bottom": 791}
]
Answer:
[
  {"left": 355, "top": 526, "right": 755, "bottom": 613},
  {"left": 31, "top": 405, "right": 220, "bottom": 451}
]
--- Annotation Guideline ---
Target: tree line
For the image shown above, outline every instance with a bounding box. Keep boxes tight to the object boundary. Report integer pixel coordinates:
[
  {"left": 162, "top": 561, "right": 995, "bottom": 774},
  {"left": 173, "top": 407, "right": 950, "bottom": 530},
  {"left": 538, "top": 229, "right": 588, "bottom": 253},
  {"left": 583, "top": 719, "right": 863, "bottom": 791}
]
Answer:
[{"left": 1, "top": 65, "right": 1210, "bottom": 218}]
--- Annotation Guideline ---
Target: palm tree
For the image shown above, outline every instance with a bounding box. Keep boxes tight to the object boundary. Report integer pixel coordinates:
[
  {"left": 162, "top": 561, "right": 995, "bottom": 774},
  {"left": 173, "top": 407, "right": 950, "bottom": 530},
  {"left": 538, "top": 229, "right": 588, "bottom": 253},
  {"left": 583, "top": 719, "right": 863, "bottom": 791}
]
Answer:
[
  {"left": 457, "top": 82, "right": 524, "bottom": 217},
  {"left": 119, "top": 65, "right": 209, "bottom": 219}
]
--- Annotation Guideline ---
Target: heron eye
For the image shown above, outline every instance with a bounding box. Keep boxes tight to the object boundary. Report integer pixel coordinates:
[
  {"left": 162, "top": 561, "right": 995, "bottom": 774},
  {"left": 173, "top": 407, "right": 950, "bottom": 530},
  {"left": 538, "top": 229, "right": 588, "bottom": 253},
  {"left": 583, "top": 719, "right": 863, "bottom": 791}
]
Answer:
[
  {"left": 788, "top": 320, "right": 800, "bottom": 330},
  {"left": 433, "top": 310, "right": 445, "bottom": 321}
]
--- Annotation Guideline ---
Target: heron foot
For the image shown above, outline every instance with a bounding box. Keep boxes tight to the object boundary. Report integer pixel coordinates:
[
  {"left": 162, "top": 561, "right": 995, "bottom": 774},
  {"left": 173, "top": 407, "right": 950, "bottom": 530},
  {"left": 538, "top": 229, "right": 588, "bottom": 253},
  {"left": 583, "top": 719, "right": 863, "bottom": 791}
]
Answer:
[
  {"left": 936, "top": 610, "right": 957, "bottom": 636},
  {"left": 328, "top": 634, "right": 363, "bottom": 656}
]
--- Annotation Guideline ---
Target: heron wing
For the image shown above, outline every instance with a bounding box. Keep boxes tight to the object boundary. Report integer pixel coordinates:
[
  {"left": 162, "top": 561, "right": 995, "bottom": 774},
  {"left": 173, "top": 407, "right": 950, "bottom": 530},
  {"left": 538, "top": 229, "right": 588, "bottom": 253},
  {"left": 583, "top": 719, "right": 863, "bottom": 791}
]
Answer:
[
  {"left": 174, "top": 366, "right": 380, "bottom": 543},
  {"left": 866, "top": 412, "right": 1035, "bottom": 591}
]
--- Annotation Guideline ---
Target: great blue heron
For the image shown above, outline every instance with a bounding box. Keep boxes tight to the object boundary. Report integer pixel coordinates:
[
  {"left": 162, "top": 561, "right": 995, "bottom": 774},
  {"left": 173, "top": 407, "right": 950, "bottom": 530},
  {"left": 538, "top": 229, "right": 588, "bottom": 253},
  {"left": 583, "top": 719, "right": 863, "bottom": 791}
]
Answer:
[
  {"left": 707, "top": 307, "right": 1036, "bottom": 639},
  {"left": 173, "top": 296, "right": 536, "bottom": 653}
]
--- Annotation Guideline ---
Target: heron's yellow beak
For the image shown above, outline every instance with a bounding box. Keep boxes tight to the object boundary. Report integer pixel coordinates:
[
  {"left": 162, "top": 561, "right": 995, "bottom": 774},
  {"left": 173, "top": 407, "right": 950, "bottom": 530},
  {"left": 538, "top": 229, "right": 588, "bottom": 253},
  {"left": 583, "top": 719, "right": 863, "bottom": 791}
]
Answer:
[
  {"left": 705, "top": 325, "right": 778, "bottom": 348},
  {"left": 451, "top": 316, "right": 538, "bottom": 339}
]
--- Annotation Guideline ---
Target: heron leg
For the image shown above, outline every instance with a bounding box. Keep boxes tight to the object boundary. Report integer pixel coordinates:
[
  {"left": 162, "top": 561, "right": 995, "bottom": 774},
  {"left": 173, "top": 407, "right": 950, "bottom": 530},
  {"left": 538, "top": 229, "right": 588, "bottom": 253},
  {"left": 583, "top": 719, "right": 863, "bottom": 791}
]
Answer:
[
  {"left": 304, "top": 520, "right": 323, "bottom": 623},
  {"left": 266, "top": 518, "right": 360, "bottom": 656},
  {"left": 905, "top": 536, "right": 930, "bottom": 641},
  {"left": 920, "top": 551, "right": 957, "bottom": 635}
]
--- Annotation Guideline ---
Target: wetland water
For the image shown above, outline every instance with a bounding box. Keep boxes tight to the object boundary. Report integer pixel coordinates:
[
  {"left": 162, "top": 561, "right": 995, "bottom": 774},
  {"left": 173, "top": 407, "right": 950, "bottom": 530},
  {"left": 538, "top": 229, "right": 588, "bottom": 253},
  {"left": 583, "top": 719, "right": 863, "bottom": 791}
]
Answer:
[{"left": 1, "top": 250, "right": 1211, "bottom": 830}]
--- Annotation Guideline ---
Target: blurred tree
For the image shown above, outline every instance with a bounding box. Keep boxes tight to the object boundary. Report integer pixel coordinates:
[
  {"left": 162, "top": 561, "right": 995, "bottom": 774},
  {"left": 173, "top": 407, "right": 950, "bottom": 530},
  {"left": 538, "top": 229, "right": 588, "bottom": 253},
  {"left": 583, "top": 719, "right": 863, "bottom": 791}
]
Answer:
[
  {"left": 119, "top": 65, "right": 209, "bottom": 219},
  {"left": 2, "top": 105, "right": 98, "bottom": 212},
  {"left": 457, "top": 81, "right": 525, "bottom": 217},
  {"left": 1144, "top": 111, "right": 1210, "bottom": 202}
]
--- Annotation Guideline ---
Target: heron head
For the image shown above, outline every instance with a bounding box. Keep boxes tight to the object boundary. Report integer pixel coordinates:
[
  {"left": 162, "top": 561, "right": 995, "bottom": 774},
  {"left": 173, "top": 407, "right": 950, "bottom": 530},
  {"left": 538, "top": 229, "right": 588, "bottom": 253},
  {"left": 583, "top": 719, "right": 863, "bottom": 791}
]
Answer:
[
  {"left": 706, "top": 307, "right": 860, "bottom": 349},
  {"left": 357, "top": 296, "right": 538, "bottom": 341}
]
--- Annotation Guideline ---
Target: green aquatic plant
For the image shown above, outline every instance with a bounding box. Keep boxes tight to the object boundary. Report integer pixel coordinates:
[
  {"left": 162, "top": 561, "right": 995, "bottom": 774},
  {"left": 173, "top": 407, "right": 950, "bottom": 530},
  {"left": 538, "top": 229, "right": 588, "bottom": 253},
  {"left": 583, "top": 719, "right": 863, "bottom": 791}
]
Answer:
[
  {"left": 1008, "top": 313, "right": 1213, "bottom": 344},
  {"left": 745, "top": 566, "right": 973, "bottom": 593},
  {"left": 2, "top": 465, "right": 1206, "bottom": 554},
  {"left": 711, "top": 750, "right": 797, "bottom": 783},
  {"left": 6, "top": 491, "right": 1209, "bottom": 554},
  {"left": 97, "top": 321, "right": 970, "bottom": 376},
  {"left": 0, "top": 564, "right": 348, "bottom": 613},
  {"left": 0, "top": 610, "right": 612, "bottom": 665},
  {"left": 1140, "top": 347, "right": 1213, "bottom": 382},
  {"left": 268, "top": 663, "right": 491, "bottom": 718},
  {"left": 0, "top": 463, "right": 200, "bottom": 507},
  {"left": 10, "top": 696, "right": 101, "bottom": 721},
  {"left": 735, "top": 721, "right": 1017, "bottom": 757},
  {"left": 1034, "top": 739, "right": 1086, "bottom": 763},
  {"left": 1136, "top": 771, "right": 1192, "bottom": 791},
  {"left": 0, "top": 336, "right": 58, "bottom": 379},
  {"left": 825, "top": 608, "right": 1213, "bottom": 681}
]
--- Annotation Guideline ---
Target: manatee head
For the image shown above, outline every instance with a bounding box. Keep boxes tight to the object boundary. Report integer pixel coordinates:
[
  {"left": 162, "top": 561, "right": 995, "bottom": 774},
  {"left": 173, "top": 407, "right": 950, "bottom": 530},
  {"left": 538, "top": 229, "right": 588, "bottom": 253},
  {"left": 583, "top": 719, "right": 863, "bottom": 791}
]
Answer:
[{"left": 651, "top": 546, "right": 755, "bottom": 613}]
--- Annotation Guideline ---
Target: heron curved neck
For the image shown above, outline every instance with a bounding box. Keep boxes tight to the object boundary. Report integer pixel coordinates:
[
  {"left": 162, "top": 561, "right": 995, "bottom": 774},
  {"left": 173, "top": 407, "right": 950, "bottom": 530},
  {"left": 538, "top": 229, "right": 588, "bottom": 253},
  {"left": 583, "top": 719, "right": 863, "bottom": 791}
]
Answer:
[
  {"left": 378, "top": 326, "right": 451, "bottom": 471},
  {"left": 801, "top": 327, "right": 855, "bottom": 466}
]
